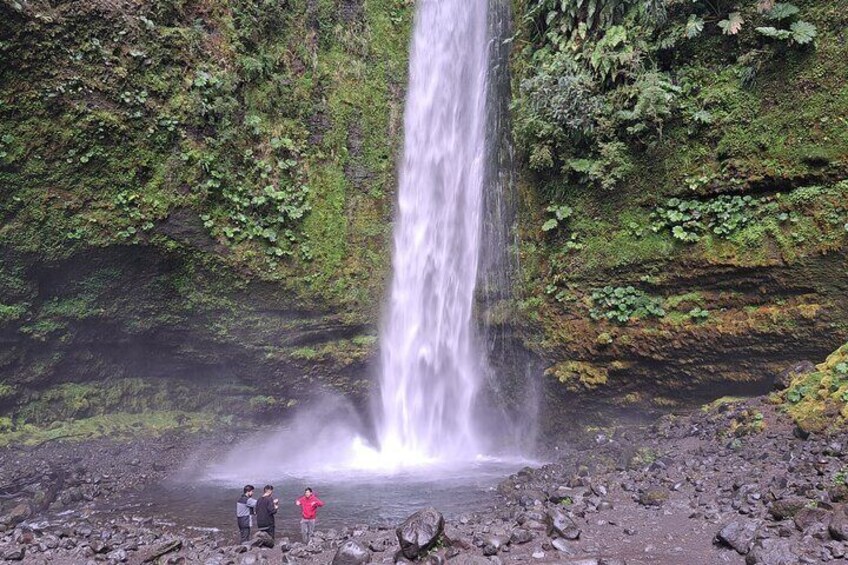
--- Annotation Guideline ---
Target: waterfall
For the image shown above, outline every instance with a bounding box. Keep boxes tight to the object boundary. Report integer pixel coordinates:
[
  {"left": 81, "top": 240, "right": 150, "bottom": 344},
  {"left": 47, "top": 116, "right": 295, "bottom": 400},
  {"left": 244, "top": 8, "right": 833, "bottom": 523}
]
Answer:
[{"left": 375, "top": 0, "right": 491, "bottom": 463}]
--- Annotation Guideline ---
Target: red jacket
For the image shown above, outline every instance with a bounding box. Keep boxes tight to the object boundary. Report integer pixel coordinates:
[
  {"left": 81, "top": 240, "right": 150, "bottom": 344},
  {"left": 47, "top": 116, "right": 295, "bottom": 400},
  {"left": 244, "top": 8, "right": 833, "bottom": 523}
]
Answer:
[{"left": 296, "top": 494, "right": 324, "bottom": 519}]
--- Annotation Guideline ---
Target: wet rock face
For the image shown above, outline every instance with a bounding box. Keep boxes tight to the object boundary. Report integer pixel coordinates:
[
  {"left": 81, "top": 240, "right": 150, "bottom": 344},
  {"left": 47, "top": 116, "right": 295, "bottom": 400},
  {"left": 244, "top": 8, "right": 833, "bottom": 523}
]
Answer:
[{"left": 396, "top": 507, "right": 445, "bottom": 560}]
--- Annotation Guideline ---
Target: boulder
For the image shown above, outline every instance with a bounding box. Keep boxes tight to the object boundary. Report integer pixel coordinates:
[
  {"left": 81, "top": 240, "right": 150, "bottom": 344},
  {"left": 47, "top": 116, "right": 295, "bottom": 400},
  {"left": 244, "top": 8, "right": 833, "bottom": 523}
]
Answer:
[
  {"left": 250, "top": 531, "right": 274, "bottom": 548},
  {"left": 829, "top": 511, "right": 848, "bottom": 541},
  {"left": 768, "top": 498, "right": 807, "bottom": 521},
  {"left": 793, "top": 507, "right": 831, "bottom": 532},
  {"left": 509, "top": 529, "right": 533, "bottom": 545},
  {"left": 551, "top": 537, "right": 576, "bottom": 554},
  {"left": 331, "top": 539, "right": 371, "bottom": 565},
  {"left": 547, "top": 508, "right": 581, "bottom": 540},
  {"left": 638, "top": 487, "right": 669, "bottom": 507},
  {"left": 1, "top": 546, "right": 25, "bottom": 561},
  {"left": 396, "top": 507, "right": 444, "bottom": 560},
  {"left": 745, "top": 538, "right": 797, "bottom": 565},
  {"left": 716, "top": 521, "right": 759, "bottom": 554}
]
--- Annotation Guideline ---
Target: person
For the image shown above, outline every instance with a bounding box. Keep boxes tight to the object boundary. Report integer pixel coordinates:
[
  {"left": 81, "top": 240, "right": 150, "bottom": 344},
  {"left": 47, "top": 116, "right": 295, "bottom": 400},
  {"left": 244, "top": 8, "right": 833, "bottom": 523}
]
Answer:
[
  {"left": 255, "top": 484, "right": 279, "bottom": 539},
  {"left": 295, "top": 487, "right": 324, "bottom": 544},
  {"left": 236, "top": 484, "right": 257, "bottom": 543}
]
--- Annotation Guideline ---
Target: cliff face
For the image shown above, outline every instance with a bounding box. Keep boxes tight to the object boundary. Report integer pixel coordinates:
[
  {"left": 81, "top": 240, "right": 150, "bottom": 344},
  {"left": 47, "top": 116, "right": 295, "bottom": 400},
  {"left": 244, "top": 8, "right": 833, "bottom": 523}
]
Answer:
[
  {"left": 1, "top": 0, "right": 846, "bottom": 442},
  {"left": 505, "top": 0, "right": 848, "bottom": 433},
  {"left": 0, "top": 0, "right": 412, "bottom": 437}
]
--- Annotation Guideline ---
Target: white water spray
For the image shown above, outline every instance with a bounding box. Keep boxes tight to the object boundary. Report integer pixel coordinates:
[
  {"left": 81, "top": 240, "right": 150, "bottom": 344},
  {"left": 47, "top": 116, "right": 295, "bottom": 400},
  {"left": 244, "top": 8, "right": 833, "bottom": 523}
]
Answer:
[{"left": 373, "top": 0, "right": 491, "bottom": 465}]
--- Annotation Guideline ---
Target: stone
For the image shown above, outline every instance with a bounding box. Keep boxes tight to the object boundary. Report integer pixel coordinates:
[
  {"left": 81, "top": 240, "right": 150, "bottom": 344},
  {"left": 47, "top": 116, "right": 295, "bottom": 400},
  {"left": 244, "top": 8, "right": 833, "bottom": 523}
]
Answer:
[
  {"left": 141, "top": 539, "right": 183, "bottom": 563},
  {"left": 828, "top": 511, "right": 848, "bottom": 541},
  {"left": 368, "top": 538, "right": 388, "bottom": 552},
  {"left": 547, "top": 508, "right": 581, "bottom": 540},
  {"left": 829, "top": 484, "right": 848, "bottom": 503},
  {"left": 107, "top": 548, "right": 128, "bottom": 562},
  {"left": 396, "top": 507, "right": 444, "bottom": 560},
  {"left": 1, "top": 546, "right": 25, "bottom": 561},
  {"left": 716, "top": 521, "right": 759, "bottom": 554},
  {"left": 745, "top": 538, "right": 797, "bottom": 565},
  {"left": 638, "top": 487, "right": 669, "bottom": 507},
  {"left": 332, "top": 539, "right": 371, "bottom": 565},
  {"left": 3, "top": 504, "right": 31, "bottom": 526},
  {"left": 551, "top": 537, "right": 575, "bottom": 554},
  {"left": 509, "top": 529, "right": 533, "bottom": 545},
  {"left": 794, "top": 507, "right": 830, "bottom": 532},
  {"left": 768, "top": 498, "right": 807, "bottom": 521},
  {"left": 250, "top": 531, "right": 274, "bottom": 548}
]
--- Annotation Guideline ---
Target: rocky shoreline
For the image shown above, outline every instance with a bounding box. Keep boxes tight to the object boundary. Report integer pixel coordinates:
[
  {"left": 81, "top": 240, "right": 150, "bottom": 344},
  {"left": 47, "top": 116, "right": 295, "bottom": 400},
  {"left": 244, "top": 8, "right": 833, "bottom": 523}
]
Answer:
[{"left": 2, "top": 393, "right": 848, "bottom": 564}]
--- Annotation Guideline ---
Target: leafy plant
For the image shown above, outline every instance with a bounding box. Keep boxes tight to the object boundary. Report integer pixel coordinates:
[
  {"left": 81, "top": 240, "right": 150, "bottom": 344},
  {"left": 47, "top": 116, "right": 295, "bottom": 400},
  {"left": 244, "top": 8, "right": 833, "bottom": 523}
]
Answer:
[
  {"left": 651, "top": 195, "right": 764, "bottom": 242},
  {"left": 543, "top": 204, "right": 574, "bottom": 232},
  {"left": 689, "top": 307, "right": 710, "bottom": 321},
  {"left": 590, "top": 285, "right": 666, "bottom": 324},
  {"left": 718, "top": 12, "right": 744, "bottom": 35}
]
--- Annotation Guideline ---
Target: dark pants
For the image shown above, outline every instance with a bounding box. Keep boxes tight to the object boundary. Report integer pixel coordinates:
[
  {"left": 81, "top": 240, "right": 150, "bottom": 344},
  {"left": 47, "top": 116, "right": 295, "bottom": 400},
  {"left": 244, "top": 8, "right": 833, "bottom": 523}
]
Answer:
[
  {"left": 237, "top": 516, "right": 250, "bottom": 543},
  {"left": 258, "top": 523, "right": 275, "bottom": 540}
]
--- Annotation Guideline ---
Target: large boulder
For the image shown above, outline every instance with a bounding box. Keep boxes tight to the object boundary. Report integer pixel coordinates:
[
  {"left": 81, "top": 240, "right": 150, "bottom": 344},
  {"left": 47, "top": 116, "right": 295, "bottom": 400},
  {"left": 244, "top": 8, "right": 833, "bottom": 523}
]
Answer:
[
  {"left": 396, "top": 507, "right": 444, "bottom": 560},
  {"left": 745, "top": 538, "right": 797, "bottom": 565},
  {"left": 331, "top": 540, "right": 371, "bottom": 565},
  {"left": 716, "top": 521, "right": 759, "bottom": 554}
]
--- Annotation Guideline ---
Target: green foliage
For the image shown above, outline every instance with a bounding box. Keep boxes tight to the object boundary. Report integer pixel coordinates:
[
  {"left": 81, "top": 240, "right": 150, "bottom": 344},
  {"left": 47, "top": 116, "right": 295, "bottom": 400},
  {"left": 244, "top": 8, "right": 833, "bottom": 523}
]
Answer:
[
  {"left": 515, "top": 0, "right": 674, "bottom": 190},
  {"left": 650, "top": 195, "right": 763, "bottom": 242},
  {"left": 543, "top": 204, "right": 574, "bottom": 232},
  {"left": 688, "top": 307, "right": 710, "bottom": 322},
  {"left": 0, "top": 303, "right": 26, "bottom": 324},
  {"left": 0, "top": 0, "right": 413, "bottom": 311},
  {"left": 590, "top": 285, "right": 665, "bottom": 324}
]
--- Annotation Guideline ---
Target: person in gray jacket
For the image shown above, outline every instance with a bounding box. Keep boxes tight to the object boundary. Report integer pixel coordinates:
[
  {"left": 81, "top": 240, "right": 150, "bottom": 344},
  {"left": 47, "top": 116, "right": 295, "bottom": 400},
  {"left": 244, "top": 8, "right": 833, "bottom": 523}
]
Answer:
[{"left": 236, "top": 485, "right": 257, "bottom": 543}]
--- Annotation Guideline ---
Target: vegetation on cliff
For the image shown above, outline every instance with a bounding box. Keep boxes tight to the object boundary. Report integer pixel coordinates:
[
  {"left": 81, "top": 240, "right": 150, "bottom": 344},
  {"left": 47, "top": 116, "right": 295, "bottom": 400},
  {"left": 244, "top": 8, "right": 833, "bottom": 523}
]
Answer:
[
  {"left": 510, "top": 0, "right": 848, "bottom": 420},
  {"left": 0, "top": 0, "right": 411, "bottom": 435}
]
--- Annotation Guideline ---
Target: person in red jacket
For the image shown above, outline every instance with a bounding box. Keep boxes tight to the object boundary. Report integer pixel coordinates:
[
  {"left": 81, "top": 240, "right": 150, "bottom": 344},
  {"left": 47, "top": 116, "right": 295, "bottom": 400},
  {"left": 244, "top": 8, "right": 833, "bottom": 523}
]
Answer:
[{"left": 295, "top": 487, "right": 324, "bottom": 544}]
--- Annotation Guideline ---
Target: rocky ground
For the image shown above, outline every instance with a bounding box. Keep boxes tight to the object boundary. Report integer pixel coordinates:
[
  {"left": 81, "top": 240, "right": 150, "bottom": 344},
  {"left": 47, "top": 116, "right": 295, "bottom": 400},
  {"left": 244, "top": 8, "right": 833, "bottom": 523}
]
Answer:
[{"left": 2, "top": 391, "right": 848, "bottom": 564}]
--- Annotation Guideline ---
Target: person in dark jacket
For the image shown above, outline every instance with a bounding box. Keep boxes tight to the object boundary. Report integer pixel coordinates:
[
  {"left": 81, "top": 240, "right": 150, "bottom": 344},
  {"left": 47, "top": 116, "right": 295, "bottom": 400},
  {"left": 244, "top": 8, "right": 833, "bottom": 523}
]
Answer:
[
  {"left": 236, "top": 485, "right": 257, "bottom": 543},
  {"left": 255, "top": 484, "right": 279, "bottom": 539}
]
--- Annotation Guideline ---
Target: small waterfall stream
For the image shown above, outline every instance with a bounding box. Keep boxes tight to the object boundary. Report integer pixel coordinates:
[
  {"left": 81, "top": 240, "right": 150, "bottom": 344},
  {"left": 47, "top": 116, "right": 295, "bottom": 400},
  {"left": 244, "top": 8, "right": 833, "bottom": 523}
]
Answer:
[{"left": 375, "top": 0, "right": 491, "bottom": 463}]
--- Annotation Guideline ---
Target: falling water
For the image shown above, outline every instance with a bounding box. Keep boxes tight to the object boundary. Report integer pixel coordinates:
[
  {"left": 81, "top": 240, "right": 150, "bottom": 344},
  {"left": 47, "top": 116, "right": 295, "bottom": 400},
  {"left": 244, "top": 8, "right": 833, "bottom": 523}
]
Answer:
[{"left": 375, "top": 0, "right": 491, "bottom": 464}]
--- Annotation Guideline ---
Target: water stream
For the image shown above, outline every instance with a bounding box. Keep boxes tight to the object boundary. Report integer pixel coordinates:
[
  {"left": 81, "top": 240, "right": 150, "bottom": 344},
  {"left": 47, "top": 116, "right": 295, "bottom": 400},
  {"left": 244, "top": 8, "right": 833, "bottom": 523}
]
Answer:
[{"left": 373, "top": 0, "right": 491, "bottom": 466}]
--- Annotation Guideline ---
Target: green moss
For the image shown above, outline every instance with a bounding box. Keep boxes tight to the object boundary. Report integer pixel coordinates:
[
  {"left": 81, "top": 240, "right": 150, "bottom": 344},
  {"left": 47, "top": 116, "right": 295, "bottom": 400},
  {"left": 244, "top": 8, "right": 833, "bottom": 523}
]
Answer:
[
  {"left": 547, "top": 360, "right": 609, "bottom": 391},
  {"left": 783, "top": 343, "right": 848, "bottom": 432},
  {"left": 0, "top": 411, "right": 221, "bottom": 447}
]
